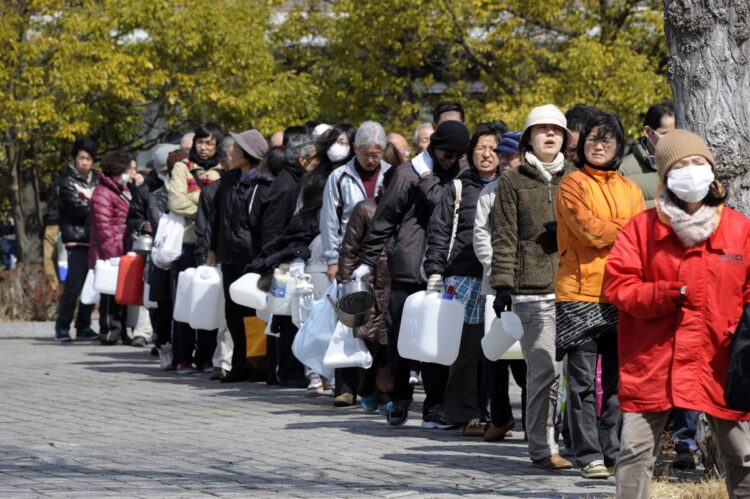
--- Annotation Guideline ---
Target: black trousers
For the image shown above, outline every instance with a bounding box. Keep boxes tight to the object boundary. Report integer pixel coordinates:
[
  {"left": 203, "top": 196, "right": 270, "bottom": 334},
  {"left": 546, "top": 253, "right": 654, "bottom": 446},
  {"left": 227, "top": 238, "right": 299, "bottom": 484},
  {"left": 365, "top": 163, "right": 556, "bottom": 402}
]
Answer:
[
  {"left": 387, "top": 281, "right": 449, "bottom": 417},
  {"left": 171, "top": 244, "right": 216, "bottom": 366},
  {"left": 99, "top": 294, "right": 125, "bottom": 343},
  {"left": 486, "top": 358, "right": 527, "bottom": 429},
  {"left": 55, "top": 246, "right": 93, "bottom": 332},
  {"left": 335, "top": 368, "right": 360, "bottom": 398},
  {"left": 222, "top": 263, "right": 255, "bottom": 378},
  {"left": 566, "top": 330, "right": 621, "bottom": 467},
  {"left": 271, "top": 315, "right": 306, "bottom": 387}
]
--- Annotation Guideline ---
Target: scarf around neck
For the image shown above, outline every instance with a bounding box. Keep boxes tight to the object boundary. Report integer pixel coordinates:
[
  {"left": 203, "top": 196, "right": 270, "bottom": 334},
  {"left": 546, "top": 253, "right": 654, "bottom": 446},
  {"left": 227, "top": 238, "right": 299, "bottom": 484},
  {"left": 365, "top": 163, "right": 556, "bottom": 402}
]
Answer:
[
  {"left": 655, "top": 190, "right": 721, "bottom": 247},
  {"left": 189, "top": 147, "right": 220, "bottom": 169},
  {"left": 525, "top": 151, "right": 565, "bottom": 182}
]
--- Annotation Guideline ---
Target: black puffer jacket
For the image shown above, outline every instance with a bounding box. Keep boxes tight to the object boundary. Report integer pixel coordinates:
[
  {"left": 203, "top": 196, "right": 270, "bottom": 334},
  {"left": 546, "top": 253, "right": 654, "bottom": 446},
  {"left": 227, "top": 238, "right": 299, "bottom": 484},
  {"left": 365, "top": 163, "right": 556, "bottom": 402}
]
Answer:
[
  {"left": 210, "top": 168, "right": 274, "bottom": 265},
  {"left": 424, "top": 167, "right": 485, "bottom": 278},
  {"left": 126, "top": 170, "right": 164, "bottom": 236},
  {"left": 147, "top": 186, "right": 169, "bottom": 231},
  {"left": 195, "top": 179, "right": 221, "bottom": 266},
  {"left": 359, "top": 153, "right": 463, "bottom": 284},
  {"left": 259, "top": 161, "right": 306, "bottom": 250},
  {"left": 58, "top": 164, "right": 98, "bottom": 244}
]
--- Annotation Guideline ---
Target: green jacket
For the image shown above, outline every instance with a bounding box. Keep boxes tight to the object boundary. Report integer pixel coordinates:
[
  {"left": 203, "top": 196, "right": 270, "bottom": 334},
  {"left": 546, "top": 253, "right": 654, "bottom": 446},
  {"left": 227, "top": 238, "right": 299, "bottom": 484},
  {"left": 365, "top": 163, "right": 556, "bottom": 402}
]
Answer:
[
  {"left": 490, "top": 160, "right": 573, "bottom": 293},
  {"left": 619, "top": 140, "right": 657, "bottom": 208}
]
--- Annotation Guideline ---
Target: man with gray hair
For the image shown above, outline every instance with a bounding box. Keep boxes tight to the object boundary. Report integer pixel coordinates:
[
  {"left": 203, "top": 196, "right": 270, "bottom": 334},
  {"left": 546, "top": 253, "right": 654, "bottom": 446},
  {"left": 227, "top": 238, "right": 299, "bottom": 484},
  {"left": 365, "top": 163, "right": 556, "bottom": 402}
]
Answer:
[
  {"left": 413, "top": 123, "right": 434, "bottom": 153},
  {"left": 319, "top": 120, "right": 391, "bottom": 406}
]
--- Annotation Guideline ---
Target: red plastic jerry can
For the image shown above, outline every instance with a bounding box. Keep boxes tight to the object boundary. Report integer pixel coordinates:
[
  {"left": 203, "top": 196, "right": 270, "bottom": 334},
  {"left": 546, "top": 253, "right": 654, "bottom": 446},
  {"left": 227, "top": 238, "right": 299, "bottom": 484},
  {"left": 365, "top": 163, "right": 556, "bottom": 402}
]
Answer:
[{"left": 115, "top": 252, "right": 145, "bottom": 306}]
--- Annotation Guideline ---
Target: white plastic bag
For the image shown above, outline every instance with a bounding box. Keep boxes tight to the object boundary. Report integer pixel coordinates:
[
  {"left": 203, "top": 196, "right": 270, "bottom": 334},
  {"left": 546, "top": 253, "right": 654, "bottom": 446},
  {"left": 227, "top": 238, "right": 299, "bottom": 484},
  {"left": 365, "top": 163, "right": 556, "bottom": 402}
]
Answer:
[
  {"left": 80, "top": 269, "right": 100, "bottom": 305},
  {"left": 151, "top": 212, "right": 184, "bottom": 269},
  {"left": 323, "top": 322, "right": 373, "bottom": 369},
  {"left": 291, "top": 282, "right": 337, "bottom": 381}
]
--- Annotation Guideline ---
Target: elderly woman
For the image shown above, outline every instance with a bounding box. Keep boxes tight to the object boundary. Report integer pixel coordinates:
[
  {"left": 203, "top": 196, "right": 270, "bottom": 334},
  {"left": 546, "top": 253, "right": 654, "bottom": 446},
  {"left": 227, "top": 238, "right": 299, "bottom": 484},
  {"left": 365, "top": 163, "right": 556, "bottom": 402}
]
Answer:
[
  {"left": 424, "top": 122, "right": 505, "bottom": 436},
  {"left": 89, "top": 151, "right": 133, "bottom": 345},
  {"left": 491, "top": 104, "right": 573, "bottom": 469},
  {"left": 555, "top": 110, "right": 645, "bottom": 479},
  {"left": 167, "top": 122, "right": 224, "bottom": 374},
  {"left": 605, "top": 130, "right": 750, "bottom": 498},
  {"left": 320, "top": 121, "right": 390, "bottom": 406}
]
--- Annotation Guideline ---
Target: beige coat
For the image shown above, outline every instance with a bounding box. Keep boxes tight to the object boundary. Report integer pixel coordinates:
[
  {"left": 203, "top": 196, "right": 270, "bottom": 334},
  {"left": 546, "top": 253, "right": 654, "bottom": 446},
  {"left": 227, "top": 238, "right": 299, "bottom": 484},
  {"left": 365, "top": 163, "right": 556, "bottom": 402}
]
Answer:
[{"left": 167, "top": 160, "right": 222, "bottom": 245}]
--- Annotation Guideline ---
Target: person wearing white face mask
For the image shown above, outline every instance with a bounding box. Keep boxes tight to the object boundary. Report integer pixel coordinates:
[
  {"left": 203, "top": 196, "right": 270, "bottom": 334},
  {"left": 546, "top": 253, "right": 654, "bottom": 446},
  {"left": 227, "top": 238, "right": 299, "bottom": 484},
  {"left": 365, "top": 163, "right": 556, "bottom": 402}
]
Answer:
[{"left": 606, "top": 129, "right": 750, "bottom": 499}]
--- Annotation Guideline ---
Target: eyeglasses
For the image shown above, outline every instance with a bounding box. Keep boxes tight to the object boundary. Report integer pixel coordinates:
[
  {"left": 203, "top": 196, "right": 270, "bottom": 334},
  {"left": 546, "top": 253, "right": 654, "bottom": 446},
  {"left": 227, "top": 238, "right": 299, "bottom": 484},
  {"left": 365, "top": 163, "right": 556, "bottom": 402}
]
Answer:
[
  {"left": 359, "top": 152, "right": 383, "bottom": 161},
  {"left": 585, "top": 136, "right": 616, "bottom": 149}
]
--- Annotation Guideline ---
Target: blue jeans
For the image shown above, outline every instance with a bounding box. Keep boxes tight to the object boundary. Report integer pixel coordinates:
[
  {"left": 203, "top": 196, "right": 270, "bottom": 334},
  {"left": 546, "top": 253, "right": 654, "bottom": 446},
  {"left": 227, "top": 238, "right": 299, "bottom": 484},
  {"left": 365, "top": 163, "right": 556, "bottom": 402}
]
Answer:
[{"left": 672, "top": 408, "right": 700, "bottom": 453}]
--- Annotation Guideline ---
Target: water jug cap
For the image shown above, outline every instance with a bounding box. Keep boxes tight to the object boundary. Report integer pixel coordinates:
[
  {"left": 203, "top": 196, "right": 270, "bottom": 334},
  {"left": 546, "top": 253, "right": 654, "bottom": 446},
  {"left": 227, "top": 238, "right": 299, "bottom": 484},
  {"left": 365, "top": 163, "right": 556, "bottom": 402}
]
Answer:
[{"left": 442, "top": 285, "right": 457, "bottom": 300}]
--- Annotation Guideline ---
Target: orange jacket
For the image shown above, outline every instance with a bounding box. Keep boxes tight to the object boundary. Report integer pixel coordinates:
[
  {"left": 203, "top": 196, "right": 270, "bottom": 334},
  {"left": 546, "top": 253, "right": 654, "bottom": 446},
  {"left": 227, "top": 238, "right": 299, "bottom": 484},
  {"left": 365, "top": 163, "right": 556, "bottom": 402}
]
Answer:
[
  {"left": 605, "top": 207, "right": 750, "bottom": 420},
  {"left": 555, "top": 166, "right": 645, "bottom": 302}
]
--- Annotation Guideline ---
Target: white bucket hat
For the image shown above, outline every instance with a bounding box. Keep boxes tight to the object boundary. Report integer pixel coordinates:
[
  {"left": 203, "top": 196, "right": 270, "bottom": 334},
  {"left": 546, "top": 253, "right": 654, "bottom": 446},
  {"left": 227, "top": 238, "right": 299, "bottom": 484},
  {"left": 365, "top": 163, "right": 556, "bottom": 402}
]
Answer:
[{"left": 521, "top": 104, "right": 573, "bottom": 147}]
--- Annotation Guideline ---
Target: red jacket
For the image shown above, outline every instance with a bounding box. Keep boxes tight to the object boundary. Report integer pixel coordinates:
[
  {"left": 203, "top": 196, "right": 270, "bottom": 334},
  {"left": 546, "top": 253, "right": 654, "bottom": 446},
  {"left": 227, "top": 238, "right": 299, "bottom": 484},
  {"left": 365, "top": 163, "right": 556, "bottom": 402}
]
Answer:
[
  {"left": 88, "top": 174, "right": 131, "bottom": 269},
  {"left": 605, "top": 206, "right": 750, "bottom": 420}
]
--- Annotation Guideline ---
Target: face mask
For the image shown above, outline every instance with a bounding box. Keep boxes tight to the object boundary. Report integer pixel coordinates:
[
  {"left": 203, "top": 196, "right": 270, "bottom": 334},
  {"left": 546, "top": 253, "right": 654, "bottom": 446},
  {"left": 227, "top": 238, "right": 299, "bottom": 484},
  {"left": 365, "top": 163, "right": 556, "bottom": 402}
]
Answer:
[
  {"left": 119, "top": 173, "right": 130, "bottom": 185},
  {"left": 667, "top": 164, "right": 714, "bottom": 203},
  {"left": 327, "top": 143, "right": 350, "bottom": 163},
  {"left": 157, "top": 172, "right": 168, "bottom": 183}
]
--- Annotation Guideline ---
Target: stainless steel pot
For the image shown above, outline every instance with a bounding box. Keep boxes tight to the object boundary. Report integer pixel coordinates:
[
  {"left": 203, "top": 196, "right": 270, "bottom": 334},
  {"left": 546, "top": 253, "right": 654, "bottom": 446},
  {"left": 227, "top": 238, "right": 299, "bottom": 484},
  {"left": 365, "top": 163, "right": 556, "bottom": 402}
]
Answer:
[
  {"left": 337, "top": 280, "right": 375, "bottom": 315},
  {"left": 327, "top": 295, "right": 372, "bottom": 328},
  {"left": 132, "top": 234, "right": 153, "bottom": 253}
]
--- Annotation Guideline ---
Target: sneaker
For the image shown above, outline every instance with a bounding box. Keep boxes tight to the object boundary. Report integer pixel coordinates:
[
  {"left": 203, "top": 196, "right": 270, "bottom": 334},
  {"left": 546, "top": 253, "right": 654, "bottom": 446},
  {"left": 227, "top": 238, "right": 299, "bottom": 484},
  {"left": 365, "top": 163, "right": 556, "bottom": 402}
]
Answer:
[
  {"left": 581, "top": 460, "right": 611, "bottom": 479},
  {"left": 560, "top": 445, "right": 576, "bottom": 458},
  {"left": 75, "top": 328, "right": 99, "bottom": 340},
  {"left": 607, "top": 466, "right": 615, "bottom": 476},
  {"left": 484, "top": 417, "right": 515, "bottom": 442},
  {"left": 532, "top": 453, "right": 574, "bottom": 470},
  {"left": 55, "top": 329, "right": 72, "bottom": 343},
  {"left": 306, "top": 375, "right": 324, "bottom": 397},
  {"left": 158, "top": 344, "right": 173, "bottom": 370},
  {"left": 200, "top": 361, "right": 213, "bottom": 374},
  {"left": 209, "top": 367, "right": 227, "bottom": 380},
  {"left": 378, "top": 401, "right": 394, "bottom": 416},
  {"left": 463, "top": 418, "right": 485, "bottom": 437},
  {"left": 409, "top": 369, "right": 419, "bottom": 386},
  {"left": 334, "top": 393, "right": 355, "bottom": 407},
  {"left": 132, "top": 336, "right": 148, "bottom": 347},
  {"left": 673, "top": 450, "right": 700, "bottom": 470},
  {"left": 387, "top": 400, "right": 411, "bottom": 426},
  {"left": 150, "top": 346, "right": 159, "bottom": 356},
  {"left": 175, "top": 361, "right": 194, "bottom": 375},
  {"left": 422, "top": 405, "right": 457, "bottom": 430},
  {"left": 359, "top": 392, "right": 378, "bottom": 413}
]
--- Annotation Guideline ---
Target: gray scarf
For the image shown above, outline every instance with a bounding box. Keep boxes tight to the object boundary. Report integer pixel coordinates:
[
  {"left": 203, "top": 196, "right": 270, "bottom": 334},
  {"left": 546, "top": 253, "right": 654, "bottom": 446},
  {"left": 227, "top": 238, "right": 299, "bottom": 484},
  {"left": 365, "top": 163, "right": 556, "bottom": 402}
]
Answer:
[{"left": 655, "top": 190, "right": 720, "bottom": 247}]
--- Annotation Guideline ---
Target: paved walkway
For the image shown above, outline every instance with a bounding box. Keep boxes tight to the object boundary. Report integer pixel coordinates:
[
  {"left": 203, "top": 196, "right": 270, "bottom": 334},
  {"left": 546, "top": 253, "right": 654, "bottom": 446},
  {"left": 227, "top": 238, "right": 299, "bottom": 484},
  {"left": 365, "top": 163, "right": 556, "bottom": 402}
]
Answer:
[{"left": 0, "top": 334, "right": 616, "bottom": 498}]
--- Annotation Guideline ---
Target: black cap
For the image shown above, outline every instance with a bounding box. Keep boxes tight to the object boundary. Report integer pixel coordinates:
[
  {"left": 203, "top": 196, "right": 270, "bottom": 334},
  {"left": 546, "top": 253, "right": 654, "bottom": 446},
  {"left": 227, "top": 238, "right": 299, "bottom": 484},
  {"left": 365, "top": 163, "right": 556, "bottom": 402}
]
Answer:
[{"left": 429, "top": 121, "right": 470, "bottom": 154}]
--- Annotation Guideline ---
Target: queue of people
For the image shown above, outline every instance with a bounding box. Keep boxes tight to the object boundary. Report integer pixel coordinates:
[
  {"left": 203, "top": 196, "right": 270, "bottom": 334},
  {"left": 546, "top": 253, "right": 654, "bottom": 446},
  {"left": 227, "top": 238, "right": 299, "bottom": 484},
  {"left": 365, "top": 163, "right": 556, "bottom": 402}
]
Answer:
[{"left": 51, "top": 101, "right": 750, "bottom": 498}]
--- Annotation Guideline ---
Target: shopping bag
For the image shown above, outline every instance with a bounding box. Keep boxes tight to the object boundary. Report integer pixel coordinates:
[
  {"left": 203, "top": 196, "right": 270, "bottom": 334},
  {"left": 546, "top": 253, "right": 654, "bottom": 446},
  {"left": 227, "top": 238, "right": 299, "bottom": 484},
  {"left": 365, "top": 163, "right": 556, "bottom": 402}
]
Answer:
[
  {"left": 323, "top": 321, "right": 373, "bottom": 369},
  {"left": 80, "top": 269, "right": 100, "bottom": 305},
  {"left": 291, "top": 282, "right": 337, "bottom": 380},
  {"left": 244, "top": 316, "right": 268, "bottom": 358},
  {"left": 151, "top": 212, "right": 184, "bottom": 269}
]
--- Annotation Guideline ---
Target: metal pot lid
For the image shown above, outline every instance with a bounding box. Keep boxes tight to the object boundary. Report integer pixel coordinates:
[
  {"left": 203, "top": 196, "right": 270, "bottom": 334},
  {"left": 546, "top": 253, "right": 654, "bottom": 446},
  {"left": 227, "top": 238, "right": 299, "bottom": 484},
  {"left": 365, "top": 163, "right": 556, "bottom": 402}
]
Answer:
[{"left": 338, "top": 290, "right": 375, "bottom": 315}]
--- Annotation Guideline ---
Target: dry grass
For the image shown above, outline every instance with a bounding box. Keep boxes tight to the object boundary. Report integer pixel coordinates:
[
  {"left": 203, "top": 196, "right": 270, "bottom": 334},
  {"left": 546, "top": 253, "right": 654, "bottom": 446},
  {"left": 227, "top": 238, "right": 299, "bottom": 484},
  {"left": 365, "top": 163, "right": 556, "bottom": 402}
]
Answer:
[
  {"left": 0, "top": 263, "right": 59, "bottom": 320},
  {"left": 650, "top": 477, "right": 728, "bottom": 499}
]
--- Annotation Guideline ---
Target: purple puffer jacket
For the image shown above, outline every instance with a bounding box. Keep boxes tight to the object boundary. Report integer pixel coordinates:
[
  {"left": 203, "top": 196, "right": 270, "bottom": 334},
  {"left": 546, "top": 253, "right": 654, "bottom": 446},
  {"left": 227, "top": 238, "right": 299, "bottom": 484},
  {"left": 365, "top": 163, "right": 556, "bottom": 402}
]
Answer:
[{"left": 88, "top": 173, "right": 131, "bottom": 268}]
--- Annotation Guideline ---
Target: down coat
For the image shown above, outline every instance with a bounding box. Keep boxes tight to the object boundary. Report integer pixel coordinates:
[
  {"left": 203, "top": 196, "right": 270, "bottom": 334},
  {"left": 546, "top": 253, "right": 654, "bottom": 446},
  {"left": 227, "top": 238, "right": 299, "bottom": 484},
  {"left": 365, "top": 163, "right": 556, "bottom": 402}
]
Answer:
[
  {"left": 605, "top": 206, "right": 750, "bottom": 421},
  {"left": 337, "top": 197, "right": 389, "bottom": 345},
  {"left": 58, "top": 164, "right": 98, "bottom": 245},
  {"left": 88, "top": 174, "right": 130, "bottom": 268},
  {"left": 167, "top": 160, "right": 222, "bottom": 245}
]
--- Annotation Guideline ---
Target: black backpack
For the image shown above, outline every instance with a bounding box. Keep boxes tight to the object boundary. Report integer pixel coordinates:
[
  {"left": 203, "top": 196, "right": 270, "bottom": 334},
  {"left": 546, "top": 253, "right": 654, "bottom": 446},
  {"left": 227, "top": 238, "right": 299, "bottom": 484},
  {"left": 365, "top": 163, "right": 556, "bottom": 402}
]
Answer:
[{"left": 725, "top": 303, "right": 750, "bottom": 411}]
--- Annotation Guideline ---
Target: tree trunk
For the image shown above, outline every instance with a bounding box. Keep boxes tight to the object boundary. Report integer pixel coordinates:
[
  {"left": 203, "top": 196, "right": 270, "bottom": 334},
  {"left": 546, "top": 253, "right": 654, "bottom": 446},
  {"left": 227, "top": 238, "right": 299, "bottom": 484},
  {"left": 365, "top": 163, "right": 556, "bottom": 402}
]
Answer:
[
  {"left": 663, "top": 0, "right": 750, "bottom": 215},
  {"left": 6, "top": 137, "right": 43, "bottom": 264}
]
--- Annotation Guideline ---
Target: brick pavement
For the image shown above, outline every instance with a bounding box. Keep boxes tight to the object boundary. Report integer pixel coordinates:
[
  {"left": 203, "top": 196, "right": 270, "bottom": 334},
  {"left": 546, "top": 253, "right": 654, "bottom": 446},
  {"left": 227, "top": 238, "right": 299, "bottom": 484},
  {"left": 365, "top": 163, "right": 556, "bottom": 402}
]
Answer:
[{"left": 0, "top": 336, "right": 616, "bottom": 498}]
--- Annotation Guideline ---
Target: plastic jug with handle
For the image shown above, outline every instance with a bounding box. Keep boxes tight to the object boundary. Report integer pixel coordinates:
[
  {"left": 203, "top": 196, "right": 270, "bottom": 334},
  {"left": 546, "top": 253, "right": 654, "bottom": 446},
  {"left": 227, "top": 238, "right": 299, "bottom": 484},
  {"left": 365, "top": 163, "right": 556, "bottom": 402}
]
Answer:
[
  {"left": 115, "top": 252, "right": 145, "bottom": 306},
  {"left": 482, "top": 294, "right": 524, "bottom": 361},
  {"left": 397, "top": 290, "right": 465, "bottom": 365},
  {"left": 291, "top": 274, "right": 315, "bottom": 327},
  {"left": 173, "top": 268, "right": 195, "bottom": 323},
  {"left": 229, "top": 272, "right": 267, "bottom": 310},
  {"left": 94, "top": 257, "right": 120, "bottom": 295},
  {"left": 188, "top": 265, "right": 225, "bottom": 330},
  {"left": 267, "top": 267, "right": 296, "bottom": 316}
]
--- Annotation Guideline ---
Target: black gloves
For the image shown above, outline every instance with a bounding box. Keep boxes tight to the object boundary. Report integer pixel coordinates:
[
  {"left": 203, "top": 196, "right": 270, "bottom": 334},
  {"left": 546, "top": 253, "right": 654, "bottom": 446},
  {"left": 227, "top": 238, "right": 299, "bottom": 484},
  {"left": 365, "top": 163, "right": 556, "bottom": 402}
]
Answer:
[{"left": 493, "top": 288, "right": 513, "bottom": 317}]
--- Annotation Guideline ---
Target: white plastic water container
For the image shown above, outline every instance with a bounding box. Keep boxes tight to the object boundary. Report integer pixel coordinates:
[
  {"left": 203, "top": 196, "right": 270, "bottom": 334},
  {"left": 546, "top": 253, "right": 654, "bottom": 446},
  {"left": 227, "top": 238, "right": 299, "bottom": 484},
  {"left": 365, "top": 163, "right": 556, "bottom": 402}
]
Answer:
[
  {"left": 173, "top": 268, "right": 195, "bottom": 323},
  {"left": 397, "top": 290, "right": 465, "bottom": 365},
  {"left": 267, "top": 268, "right": 296, "bottom": 316},
  {"left": 94, "top": 258, "right": 120, "bottom": 295},
  {"left": 482, "top": 294, "right": 525, "bottom": 361},
  {"left": 188, "top": 266, "right": 225, "bottom": 330},
  {"left": 291, "top": 274, "right": 314, "bottom": 327},
  {"left": 229, "top": 272, "right": 267, "bottom": 310},
  {"left": 143, "top": 282, "right": 158, "bottom": 309}
]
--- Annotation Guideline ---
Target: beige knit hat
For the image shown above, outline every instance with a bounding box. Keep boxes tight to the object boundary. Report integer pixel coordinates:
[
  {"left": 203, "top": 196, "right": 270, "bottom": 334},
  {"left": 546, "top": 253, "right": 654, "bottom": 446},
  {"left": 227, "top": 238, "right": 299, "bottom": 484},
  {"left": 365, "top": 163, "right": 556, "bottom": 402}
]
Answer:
[{"left": 655, "top": 129, "right": 716, "bottom": 183}]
